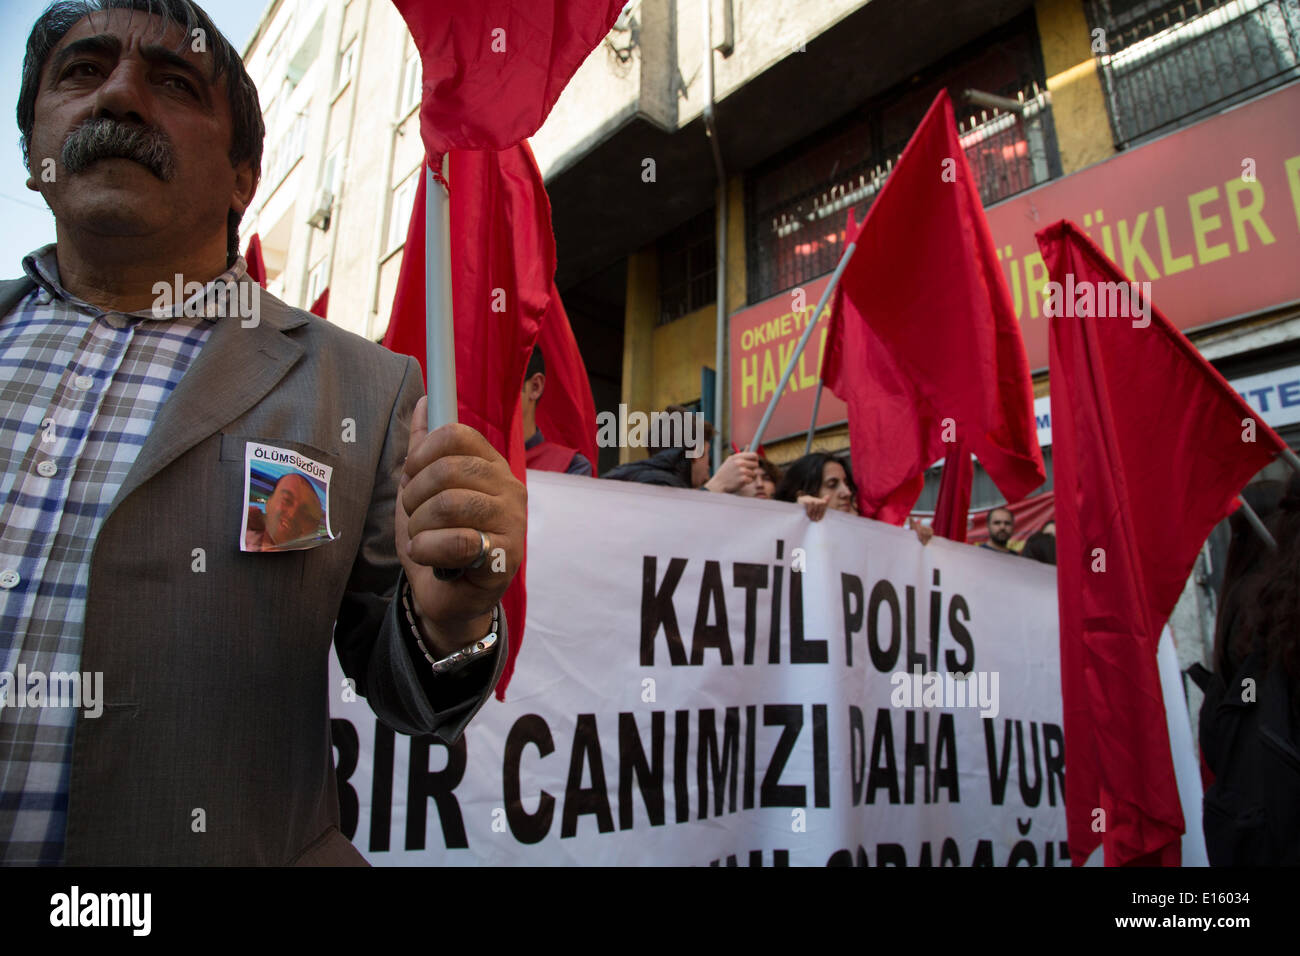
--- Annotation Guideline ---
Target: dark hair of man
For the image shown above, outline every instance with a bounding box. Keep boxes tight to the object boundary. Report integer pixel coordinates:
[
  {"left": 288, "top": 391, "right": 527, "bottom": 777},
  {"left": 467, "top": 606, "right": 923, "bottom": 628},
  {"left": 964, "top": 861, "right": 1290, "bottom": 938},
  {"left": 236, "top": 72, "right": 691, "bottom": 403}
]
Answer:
[
  {"left": 774, "top": 452, "right": 857, "bottom": 504},
  {"left": 526, "top": 345, "right": 545, "bottom": 380},
  {"left": 987, "top": 505, "right": 1014, "bottom": 525},
  {"left": 18, "top": 0, "right": 265, "bottom": 265},
  {"left": 757, "top": 456, "right": 781, "bottom": 486},
  {"left": 661, "top": 404, "right": 714, "bottom": 449},
  {"left": 1021, "top": 531, "right": 1056, "bottom": 565}
]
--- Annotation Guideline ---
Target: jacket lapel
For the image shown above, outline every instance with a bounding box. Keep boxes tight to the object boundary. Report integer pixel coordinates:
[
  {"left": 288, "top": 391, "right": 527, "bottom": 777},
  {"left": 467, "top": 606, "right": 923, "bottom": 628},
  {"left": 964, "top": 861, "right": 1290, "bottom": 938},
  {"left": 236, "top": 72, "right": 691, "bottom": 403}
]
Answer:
[
  {"left": 0, "top": 277, "right": 37, "bottom": 316},
  {"left": 111, "top": 278, "right": 309, "bottom": 511}
]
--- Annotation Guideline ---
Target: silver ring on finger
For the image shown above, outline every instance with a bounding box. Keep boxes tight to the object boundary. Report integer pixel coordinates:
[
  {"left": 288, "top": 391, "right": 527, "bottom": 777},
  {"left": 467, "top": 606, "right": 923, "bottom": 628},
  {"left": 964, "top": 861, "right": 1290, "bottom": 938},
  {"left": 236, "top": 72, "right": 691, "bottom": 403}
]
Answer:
[{"left": 468, "top": 529, "right": 491, "bottom": 569}]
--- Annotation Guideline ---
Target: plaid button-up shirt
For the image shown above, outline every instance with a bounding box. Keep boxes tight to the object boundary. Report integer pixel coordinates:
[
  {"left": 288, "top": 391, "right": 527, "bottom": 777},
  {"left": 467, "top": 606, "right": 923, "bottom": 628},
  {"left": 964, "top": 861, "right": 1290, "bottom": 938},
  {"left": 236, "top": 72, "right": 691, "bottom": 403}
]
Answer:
[{"left": 0, "top": 245, "right": 245, "bottom": 864}]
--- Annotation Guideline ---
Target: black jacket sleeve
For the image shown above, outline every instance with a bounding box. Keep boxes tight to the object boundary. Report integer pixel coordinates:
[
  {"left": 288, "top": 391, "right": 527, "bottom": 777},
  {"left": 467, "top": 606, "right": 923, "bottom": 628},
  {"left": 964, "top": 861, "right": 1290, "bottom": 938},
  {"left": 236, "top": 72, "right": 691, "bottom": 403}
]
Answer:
[{"left": 333, "top": 356, "right": 504, "bottom": 741}]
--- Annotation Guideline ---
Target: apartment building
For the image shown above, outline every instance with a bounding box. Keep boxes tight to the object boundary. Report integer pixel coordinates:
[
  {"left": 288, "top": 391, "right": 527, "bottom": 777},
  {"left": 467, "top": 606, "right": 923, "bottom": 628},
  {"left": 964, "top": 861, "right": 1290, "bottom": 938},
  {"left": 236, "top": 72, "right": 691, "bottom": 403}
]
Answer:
[{"left": 239, "top": 0, "right": 426, "bottom": 342}]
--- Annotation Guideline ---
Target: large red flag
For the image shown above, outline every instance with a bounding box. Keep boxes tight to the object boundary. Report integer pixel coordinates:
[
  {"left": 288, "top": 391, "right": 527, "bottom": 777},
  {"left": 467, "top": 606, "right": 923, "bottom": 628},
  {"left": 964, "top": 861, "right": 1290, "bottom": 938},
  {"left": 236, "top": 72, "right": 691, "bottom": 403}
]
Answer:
[
  {"left": 383, "top": 145, "right": 555, "bottom": 698},
  {"left": 822, "top": 91, "right": 1044, "bottom": 523},
  {"left": 822, "top": 210, "right": 928, "bottom": 523},
  {"left": 392, "top": 0, "right": 626, "bottom": 157},
  {"left": 1037, "top": 219, "right": 1287, "bottom": 866},
  {"left": 535, "top": 288, "right": 599, "bottom": 475},
  {"left": 244, "top": 233, "right": 267, "bottom": 287}
]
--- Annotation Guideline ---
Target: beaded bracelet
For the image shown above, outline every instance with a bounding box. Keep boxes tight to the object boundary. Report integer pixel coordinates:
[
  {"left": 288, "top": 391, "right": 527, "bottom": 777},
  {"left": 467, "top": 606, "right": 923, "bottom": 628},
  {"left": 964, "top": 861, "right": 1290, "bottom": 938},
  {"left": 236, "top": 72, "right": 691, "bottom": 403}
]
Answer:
[{"left": 400, "top": 581, "right": 499, "bottom": 675}]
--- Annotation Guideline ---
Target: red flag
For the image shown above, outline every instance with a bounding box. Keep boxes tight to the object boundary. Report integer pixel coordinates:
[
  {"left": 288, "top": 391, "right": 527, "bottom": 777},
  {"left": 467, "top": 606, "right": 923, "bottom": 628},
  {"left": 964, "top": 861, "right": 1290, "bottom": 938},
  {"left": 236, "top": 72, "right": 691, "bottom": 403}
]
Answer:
[
  {"left": 383, "top": 145, "right": 555, "bottom": 698},
  {"left": 308, "top": 288, "right": 329, "bottom": 318},
  {"left": 244, "top": 233, "right": 267, "bottom": 288},
  {"left": 1037, "top": 219, "right": 1287, "bottom": 866},
  {"left": 392, "top": 0, "right": 626, "bottom": 158},
  {"left": 821, "top": 209, "right": 929, "bottom": 523},
  {"left": 534, "top": 287, "right": 599, "bottom": 475},
  {"left": 822, "top": 91, "right": 1044, "bottom": 523},
  {"left": 931, "top": 437, "right": 973, "bottom": 542}
]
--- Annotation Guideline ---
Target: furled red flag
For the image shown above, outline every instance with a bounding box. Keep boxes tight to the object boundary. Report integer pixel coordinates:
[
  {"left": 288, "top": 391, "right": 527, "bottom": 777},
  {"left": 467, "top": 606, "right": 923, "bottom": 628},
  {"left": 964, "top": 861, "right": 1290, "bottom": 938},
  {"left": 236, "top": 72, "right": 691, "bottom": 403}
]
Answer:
[
  {"left": 931, "top": 437, "right": 973, "bottom": 542},
  {"left": 534, "top": 287, "right": 599, "bottom": 476},
  {"left": 391, "top": 0, "right": 627, "bottom": 159},
  {"left": 309, "top": 288, "right": 329, "bottom": 319},
  {"left": 244, "top": 233, "right": 267, "bottom": 288},
  {"left": 821, "top": 91, "right": 1045, "bottom": 524},
  {"left": 1037, "top": 218, "right": 1288, "bottom": 866},
  {"left": 383, "top": 145, "right": 555, "bottom": 698},
  {"left": 387, "top": 1, "right": 622, "bottom": 696}
]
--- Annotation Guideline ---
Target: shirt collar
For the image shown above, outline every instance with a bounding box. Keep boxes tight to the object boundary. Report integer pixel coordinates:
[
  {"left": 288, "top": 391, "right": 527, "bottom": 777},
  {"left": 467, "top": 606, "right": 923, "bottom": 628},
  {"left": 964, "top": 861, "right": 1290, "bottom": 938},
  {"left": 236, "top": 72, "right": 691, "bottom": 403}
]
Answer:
[
  {"left": 22, "top": 243, "right": 250, "bottom": 326},
  {"left": 525, "top": 429, "right": 545, "bottom": 451}
]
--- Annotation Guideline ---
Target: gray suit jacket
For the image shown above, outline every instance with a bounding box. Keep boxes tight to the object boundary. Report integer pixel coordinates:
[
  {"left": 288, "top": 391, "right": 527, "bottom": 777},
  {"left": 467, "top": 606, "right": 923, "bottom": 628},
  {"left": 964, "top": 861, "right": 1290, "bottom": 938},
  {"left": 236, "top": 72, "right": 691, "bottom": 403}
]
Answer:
[{"left": 0, "top": 273, "right": 506, "bottom": 865}]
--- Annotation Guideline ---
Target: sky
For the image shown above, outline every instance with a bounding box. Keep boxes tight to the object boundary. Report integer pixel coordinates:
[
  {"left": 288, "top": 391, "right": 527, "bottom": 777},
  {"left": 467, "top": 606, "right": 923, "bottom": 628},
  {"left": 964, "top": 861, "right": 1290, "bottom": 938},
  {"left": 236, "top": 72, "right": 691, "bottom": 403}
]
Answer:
[{"left": 0, "top": 0, "right": 272, "bottom": 273}]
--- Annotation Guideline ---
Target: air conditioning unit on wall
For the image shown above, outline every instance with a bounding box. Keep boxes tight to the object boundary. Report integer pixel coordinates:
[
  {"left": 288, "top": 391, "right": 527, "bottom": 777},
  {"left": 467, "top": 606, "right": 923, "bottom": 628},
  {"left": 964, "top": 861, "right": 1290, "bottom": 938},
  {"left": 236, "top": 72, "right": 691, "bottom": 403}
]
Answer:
[{"left": 307, "top": 188, "right": 333, "bottom": 230}]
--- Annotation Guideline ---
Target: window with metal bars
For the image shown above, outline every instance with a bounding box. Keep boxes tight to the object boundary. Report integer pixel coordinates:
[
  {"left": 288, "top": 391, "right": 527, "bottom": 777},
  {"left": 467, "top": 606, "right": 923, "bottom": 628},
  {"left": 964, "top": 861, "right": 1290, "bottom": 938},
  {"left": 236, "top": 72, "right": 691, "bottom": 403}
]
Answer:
[
  {"left": 744, "top": 17, "right": 1057, "bottom": 305},
  {"left": 1086, "top": 0, "right": 1300, "bottom": 148},
  {"left": 658, "top": 208, "right": 716, "bottom": 325}
]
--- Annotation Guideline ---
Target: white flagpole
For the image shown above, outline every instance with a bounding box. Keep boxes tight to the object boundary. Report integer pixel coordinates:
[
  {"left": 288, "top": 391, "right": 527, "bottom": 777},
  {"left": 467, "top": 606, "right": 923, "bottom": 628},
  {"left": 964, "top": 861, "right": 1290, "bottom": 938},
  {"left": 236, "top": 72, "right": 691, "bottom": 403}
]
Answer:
[
  {"left": 425, "top": 154, "right": 457, "bottom": 427},
  {"left": 423, "top": 154, "right": 464, "bottom": 582},
  {"left": 747, "top": 239, "right": 857, "bottom": 451}
]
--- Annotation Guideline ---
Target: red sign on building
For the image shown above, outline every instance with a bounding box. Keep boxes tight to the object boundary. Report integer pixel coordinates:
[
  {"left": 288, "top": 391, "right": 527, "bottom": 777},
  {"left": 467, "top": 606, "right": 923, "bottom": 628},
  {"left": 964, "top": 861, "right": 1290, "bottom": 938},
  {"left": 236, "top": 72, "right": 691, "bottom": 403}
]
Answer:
[{"left": 731, "top": 81, "right": 1300, "bottom": 444}]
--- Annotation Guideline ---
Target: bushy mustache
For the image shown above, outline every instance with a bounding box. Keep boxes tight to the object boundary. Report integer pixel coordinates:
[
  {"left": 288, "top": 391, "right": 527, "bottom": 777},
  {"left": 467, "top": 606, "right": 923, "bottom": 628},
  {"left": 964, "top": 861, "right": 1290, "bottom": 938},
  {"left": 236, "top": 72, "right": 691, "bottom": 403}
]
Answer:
[{"left": 61, "top": 118, "right": 176, "bottom": 181}]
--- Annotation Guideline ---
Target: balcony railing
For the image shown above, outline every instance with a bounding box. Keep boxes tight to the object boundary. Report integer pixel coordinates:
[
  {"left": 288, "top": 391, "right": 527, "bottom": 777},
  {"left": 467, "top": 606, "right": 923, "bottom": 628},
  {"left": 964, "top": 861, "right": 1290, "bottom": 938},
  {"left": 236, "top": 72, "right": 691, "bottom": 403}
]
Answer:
[
  {"left": 745, "top": 83, "right": 1057, "bottom": 304},
  {"left": 1088, "top": 0, "right": 1300, "bottom": 147}
]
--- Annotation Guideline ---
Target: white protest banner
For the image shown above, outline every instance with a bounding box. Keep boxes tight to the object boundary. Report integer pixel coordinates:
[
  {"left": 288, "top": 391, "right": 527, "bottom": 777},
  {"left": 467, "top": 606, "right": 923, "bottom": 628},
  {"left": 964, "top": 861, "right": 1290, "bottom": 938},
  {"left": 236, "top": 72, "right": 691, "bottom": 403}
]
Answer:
[{"left": 330, "top": 471, "right": 1067, "bottom": 866}]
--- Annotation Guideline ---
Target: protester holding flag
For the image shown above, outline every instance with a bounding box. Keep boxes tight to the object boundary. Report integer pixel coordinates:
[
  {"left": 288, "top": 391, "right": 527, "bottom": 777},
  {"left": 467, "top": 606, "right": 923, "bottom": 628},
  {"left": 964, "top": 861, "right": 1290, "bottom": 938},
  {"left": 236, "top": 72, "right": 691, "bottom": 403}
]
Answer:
[
  {"left": 602, "top": 411, "right": 762, "bottom": 493},
  {"left": 522, "top": 346, "right": 594, "bottom": 475},
  {"left": 0, "top": 0, "right": 524, "bottom": 865}
]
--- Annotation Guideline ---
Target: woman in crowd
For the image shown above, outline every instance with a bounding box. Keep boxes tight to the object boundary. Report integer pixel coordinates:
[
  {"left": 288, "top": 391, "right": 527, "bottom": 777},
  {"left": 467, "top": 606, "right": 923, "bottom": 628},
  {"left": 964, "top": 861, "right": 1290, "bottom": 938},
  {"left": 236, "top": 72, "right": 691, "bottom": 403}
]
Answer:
[
  {"left": 774, "top": 452, "right": 934, "bottom": 545},
  {"left": 774, "top": 453, "right": 856, "bottom": 520}
]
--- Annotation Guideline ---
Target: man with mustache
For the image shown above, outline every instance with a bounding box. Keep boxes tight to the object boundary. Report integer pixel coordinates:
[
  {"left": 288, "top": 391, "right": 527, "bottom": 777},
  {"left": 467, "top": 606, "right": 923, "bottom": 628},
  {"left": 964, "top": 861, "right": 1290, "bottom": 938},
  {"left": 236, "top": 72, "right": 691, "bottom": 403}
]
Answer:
[{"left": 0, "top": 0, "right": 526, "bottom": 865}]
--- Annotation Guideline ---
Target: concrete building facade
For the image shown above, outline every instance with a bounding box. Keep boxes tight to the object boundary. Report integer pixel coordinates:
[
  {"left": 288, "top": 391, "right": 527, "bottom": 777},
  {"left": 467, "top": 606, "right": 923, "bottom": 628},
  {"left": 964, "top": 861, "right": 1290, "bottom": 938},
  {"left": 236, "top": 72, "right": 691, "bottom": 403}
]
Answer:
[{"left": 239, "top": 0, "right": 427, "bottom": 343}]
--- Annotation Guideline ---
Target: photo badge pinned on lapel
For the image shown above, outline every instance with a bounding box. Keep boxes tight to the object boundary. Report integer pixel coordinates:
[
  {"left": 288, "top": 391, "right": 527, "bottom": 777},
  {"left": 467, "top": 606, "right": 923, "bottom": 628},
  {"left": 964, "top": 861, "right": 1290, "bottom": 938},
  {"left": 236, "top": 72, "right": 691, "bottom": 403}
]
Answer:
[{"left": 240, "top": 441, "right": 337, "bottom": 552}]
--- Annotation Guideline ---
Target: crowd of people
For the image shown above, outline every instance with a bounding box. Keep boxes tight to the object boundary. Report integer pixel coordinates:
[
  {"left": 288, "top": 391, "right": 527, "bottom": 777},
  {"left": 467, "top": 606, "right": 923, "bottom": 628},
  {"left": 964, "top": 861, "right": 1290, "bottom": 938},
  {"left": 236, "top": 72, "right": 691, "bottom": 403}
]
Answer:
[
  {"left": 532, "top": 376, "right": 1300, "bottom": 862},
  {"left": 523, "top": 356, "right": 1055, "bottom": 552}
]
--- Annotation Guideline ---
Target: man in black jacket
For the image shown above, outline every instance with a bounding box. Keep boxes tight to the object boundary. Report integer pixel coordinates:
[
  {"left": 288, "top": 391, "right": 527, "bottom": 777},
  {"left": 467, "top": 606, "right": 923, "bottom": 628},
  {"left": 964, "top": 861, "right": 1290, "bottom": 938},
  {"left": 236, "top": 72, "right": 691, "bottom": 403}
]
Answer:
[{"left": 604, "top": 413, "right": 760, "bottom": 493}]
